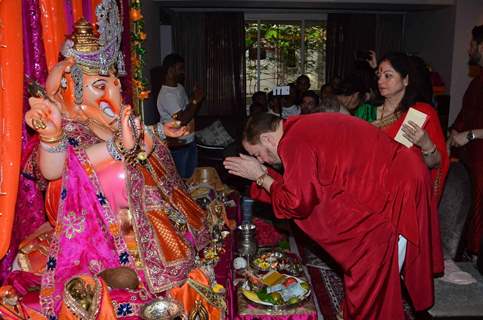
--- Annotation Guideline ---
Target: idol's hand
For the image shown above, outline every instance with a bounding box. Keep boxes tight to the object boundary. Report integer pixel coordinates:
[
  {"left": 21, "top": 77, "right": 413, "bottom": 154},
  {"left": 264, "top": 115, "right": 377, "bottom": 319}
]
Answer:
[
  {"left": 164, "top": 120, "right": 188, "bottom": 138},
  {"left": 402, "top": 120, "right": 433, "bottom": 151},
  {"left": 120, "top": 106, "right": 154, "bottom": 154},
  {"left": 223, "top": 154, "right": 265, "bottom": 181},
  {"left": 26, "top": 96, "right": 63, "bottom": 137},
  {"left": 120, "top": 105, "right": 138, "bottom": 150}
]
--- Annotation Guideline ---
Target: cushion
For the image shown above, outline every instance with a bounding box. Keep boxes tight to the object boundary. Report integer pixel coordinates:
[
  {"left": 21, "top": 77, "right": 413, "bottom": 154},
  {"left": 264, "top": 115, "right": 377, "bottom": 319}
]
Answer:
[{"left": 196, "top": 120, "right": 235, "bottom": 147}]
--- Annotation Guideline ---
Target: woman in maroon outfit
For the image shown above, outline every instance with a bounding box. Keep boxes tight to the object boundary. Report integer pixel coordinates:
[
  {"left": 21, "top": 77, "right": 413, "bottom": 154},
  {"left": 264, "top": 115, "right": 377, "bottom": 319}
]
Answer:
[{"left": 449, "top": 25, "right": 483, "bottom": 257}]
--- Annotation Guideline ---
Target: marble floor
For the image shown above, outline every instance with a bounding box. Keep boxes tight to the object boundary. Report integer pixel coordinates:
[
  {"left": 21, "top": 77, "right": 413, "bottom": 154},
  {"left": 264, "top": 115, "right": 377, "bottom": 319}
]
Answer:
[{"left": 429, "top": 262, "right": 483, "bottom": 319}]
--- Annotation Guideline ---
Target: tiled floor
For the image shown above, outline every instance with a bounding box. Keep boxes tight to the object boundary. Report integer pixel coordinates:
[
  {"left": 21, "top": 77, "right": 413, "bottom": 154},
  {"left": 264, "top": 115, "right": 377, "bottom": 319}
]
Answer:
[{"left": 429, "top": 262, "right": 483, "bottom": 319}]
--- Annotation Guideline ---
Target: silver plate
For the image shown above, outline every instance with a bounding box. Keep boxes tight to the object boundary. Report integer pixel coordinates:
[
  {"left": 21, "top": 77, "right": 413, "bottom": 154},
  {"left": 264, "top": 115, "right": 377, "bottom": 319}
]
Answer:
[
  {"left": 241, "top": 276, "right": 311, "bottom": 311},
  {"left": 251, "top": 249, "right": 304, "bottom": 276}
]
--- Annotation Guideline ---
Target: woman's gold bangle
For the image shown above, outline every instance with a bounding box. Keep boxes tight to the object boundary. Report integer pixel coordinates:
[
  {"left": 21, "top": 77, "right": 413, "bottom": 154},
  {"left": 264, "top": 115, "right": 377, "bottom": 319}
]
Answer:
[
  {"left": 422, "top": 144, "right": 437, "bottom": 157},
  {"left": 40, "top": 131, "right": 65, "bottom": 144}
]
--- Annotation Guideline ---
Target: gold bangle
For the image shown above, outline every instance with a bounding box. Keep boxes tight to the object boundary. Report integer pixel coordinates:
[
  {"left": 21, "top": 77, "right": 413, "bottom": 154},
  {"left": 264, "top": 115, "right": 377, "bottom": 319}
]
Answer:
[
  {"left": 422, "top": 144, "right": 437, "bottom": 157},
  {"left": 39, "top": 131, "right": 65, "bottom": 144},
  {"left": 256, "top": 173, "right": 267, "bottom": 187}
]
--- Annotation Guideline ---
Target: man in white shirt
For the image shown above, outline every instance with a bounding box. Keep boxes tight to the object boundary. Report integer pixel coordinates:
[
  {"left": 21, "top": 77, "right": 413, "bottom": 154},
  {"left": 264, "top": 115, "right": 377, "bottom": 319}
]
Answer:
[
  {"left": 280, "top": 83, "right": 301, "bottom": 118},
  {"left": 156, "top": 53, "right": 204, "bottom": 178}
]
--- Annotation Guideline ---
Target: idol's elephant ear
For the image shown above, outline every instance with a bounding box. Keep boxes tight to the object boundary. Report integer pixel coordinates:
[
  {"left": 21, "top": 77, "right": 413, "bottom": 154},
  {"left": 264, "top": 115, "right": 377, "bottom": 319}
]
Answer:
[
  {"left": 0, "top": 0, "right": 23, "bottom": 259},
  {"left": 46, "top": 57, "right": 76, "bottom": 97}
]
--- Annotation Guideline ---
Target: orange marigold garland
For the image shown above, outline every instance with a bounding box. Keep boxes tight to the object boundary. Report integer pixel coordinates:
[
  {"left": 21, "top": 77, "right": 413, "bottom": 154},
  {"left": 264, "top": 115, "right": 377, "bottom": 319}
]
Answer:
[{"left": 129, "top": 0, "right": 150, "bottom": 114}]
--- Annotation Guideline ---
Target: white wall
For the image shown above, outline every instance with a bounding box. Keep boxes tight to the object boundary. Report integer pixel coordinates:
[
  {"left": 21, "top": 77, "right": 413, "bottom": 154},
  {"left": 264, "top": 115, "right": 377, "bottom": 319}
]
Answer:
[
  {"left": 405, "top": 6, "right": 455, "bottom": 91},
  {"left": 448, "top": 0, "right": 483, "bottom": 125}
]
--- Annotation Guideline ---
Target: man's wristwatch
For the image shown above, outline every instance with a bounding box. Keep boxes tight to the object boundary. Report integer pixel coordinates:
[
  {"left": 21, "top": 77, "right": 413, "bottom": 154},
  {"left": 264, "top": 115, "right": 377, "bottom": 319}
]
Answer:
[
  {"left": 467, "top": 130, "right": 476, "bottom": 142},
  {"left": 256, "top": 173, "right": 267, "bottom": 187}
]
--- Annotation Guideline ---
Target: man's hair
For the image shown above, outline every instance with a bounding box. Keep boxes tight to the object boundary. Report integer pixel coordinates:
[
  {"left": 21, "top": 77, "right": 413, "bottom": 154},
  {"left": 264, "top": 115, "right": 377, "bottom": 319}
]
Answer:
[
  {"left": 252, "top": 91, "right": 266, "bottom": 101},
  {"left": 301, "top": 90, "right": 320, "bottom": 106},
  {"left": 161, "top": 53, "right": 184, "bottom": 69},
  {"left": 318, "top": 96, "right": 343, "bottom": 113},
  {"left": 159, "top": 53, "right": 184, "bottom": 85},
  {"left": 296, "top": 74, "right": 310, "bottom": 83},
  {"left": 243, "top": 112, "right": 282, "bottom": 144},
  {"left": 472, "top": 25, "right": 483, "bottom": 45}
]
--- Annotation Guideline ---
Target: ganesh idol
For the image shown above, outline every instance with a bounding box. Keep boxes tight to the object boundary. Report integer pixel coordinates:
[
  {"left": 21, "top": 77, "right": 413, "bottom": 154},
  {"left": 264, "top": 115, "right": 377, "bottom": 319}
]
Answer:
[{"left": 2, "top": 1, "right": 218, "bottom": 319}]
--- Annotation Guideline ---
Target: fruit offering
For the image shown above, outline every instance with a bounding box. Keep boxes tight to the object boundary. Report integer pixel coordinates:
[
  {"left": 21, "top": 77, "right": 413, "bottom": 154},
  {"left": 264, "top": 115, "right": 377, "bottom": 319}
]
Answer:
[{"left": 241, "top": 273, "right": 311, "bottom": 309}]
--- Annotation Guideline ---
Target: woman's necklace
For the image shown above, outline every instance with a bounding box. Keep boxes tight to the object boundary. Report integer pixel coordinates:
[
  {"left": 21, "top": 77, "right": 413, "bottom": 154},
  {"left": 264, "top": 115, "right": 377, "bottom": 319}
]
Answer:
[
  {"left": 379, "top": 104, "right": 386, "bottom": 121},
  {"left": 380, "top": 101, "right": 398, "bottom": 120}
]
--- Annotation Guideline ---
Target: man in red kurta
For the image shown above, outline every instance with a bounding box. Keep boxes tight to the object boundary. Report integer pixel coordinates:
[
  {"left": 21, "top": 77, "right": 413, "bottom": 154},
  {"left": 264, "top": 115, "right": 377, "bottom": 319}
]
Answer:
[
  {"left": 450, "top": 25, "right": 483, "bottom": 264},
  {"left": 224, "top": 113, "right": 441, "bottom": 320}
]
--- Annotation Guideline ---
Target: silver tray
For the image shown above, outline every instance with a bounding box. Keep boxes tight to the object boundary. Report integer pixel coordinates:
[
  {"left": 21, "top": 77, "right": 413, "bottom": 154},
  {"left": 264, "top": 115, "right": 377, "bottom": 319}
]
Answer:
[
  {"left": 251, "top": 249, "right": 304, "bottom": 276},
  {"left": 240, "top": 276, "right": 311, "bottom": 311}
]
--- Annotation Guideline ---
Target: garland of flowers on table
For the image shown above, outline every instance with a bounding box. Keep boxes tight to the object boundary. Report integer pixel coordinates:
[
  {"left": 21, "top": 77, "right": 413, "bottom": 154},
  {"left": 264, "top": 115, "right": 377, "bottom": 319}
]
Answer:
[{"left": 129, "top": 0, "right": 149, "bottom": 112}]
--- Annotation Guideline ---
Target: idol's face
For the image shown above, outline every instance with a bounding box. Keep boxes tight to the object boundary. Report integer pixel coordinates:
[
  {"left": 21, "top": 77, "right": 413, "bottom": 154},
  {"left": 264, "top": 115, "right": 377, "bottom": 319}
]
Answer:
[
  {"left": 79, "top": 72, "right": 122, "bottom": 131},
  {"left": 377, "top": 60, "right": 408, "bottom": 99}
]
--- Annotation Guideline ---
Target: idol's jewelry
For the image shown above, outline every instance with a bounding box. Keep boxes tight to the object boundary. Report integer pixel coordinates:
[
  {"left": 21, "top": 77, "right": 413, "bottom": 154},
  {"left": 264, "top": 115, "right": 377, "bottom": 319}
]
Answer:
[
  {"left": 40, "top": 138, "right": 68, "bottom": 153},
  {"left": 32, "top": 118, "right": 47, "bottom": 130},
  {"left": 106, "top": 136, "right": 123, "bottom": 160},
  {"left": 60, "top": 77, "right": 68, "bottom": 89},
  {"left": 40, "top": 131, "right": 65, "bottom": 144},
  {"left": 71, "top": 64, "right": 84, "bottom": 105}
]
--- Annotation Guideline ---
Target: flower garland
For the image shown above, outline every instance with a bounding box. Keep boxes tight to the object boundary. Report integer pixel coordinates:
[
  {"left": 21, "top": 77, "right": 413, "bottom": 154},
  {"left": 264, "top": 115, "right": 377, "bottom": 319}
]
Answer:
[{"left": 129, "top": 0, "right": 149, "bottom": 111}]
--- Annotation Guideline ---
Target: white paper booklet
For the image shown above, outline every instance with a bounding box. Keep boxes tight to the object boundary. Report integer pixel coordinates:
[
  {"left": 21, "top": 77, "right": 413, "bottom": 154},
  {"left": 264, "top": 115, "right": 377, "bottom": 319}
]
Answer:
[{"left": 394, "top": 107, "right": 428, "bottom": 147}]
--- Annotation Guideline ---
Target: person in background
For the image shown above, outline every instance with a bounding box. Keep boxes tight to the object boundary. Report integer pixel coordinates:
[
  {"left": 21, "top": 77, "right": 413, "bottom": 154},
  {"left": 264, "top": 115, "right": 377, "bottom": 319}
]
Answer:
[
  {"left": 449, "top": 25, "right": 483, "bottom": 270},
  {"left": 249, "top": 102, "right": 268, "bottom": 116},
  {"left": 224, "top": 112, "right": 440, "bottom": 319},
  {"left": 267, "top": 91, "right": 281, "bottom": 116},
  {"left": 295, "top": 74, "right": 311, "bottom": 104},
  {"left": 318, "top": 96, "right": 350, "bottom": 114},
  {"left": 251, "top": 91, "right": 268, "bottom": 108},
  {"left": 408, "top": 55, "right": 434, "bottom": 106},
  {"left": 320, "top": 83, "right": 334, "bottom": 99},
  {"left": 300, "top": 90, "right": 320, "bottom": 114},
  {"left": 280, "top": 83, "right": 301, "bottom": 118},
  {"left": 333, "top": 75, "right": 367, "bottom": 114},
  {"left": 157, "top": 53, "right": 205, "bottom": 179}
]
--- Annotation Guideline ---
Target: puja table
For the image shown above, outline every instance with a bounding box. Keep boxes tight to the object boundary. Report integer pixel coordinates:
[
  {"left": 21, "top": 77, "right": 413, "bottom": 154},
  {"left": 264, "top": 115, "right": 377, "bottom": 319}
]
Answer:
[
  {"left": 213, "top": 193, "right": 318, "bottom": 319},
  {"left": 234, "top": 280, "right": 318, "bottom": 320}
]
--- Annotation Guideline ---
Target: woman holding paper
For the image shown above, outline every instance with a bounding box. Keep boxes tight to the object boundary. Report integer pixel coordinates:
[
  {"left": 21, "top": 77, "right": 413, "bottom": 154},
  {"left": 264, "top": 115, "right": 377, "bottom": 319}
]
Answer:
[
  {"left": 371, "top": 52, "right": 449, "bottom": 276},
  {"left": 372, "top": 52, "right": 449, "bottom": 205}
]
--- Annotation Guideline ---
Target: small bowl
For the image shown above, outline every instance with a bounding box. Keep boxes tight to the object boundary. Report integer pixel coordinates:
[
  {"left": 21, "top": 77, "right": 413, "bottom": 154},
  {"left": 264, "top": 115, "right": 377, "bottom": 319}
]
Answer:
[{"left": 141, "top": 298, "right": 184, "bottom": 320}]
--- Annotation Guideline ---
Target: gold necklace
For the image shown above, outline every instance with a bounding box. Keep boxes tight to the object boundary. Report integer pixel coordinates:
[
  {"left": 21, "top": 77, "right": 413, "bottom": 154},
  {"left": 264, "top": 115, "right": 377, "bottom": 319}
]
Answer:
[{"left": 379, "top": 104, "right": 386, "bottom": 121}]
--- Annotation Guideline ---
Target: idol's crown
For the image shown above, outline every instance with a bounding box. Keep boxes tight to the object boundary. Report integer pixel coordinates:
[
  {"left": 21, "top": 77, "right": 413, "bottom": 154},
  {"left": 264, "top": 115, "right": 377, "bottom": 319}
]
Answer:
[{"left": 61, "top": 0, "right": 126, "bottom": 76}]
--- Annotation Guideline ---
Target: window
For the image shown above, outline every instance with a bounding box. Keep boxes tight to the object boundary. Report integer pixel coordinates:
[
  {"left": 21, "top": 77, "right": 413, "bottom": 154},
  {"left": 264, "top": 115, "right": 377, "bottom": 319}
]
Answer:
[{"left": 245, "top": 17, "right": 327, "bottom": 99}]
